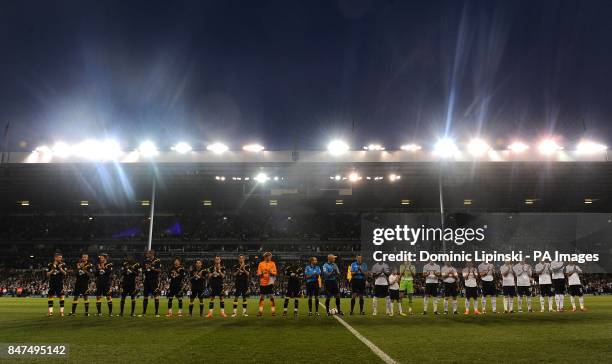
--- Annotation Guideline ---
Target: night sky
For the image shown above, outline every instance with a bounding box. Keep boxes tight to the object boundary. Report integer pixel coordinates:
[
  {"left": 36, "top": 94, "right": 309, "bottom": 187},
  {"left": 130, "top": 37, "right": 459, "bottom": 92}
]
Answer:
[{"left": 1, "top": 0, "right": 612, "bottom": 151}]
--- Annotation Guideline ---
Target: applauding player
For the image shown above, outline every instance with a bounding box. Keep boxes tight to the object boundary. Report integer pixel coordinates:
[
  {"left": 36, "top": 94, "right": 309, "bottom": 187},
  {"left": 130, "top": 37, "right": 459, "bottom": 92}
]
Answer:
[
  {"left": 69, "top": 253, "right": 93, "bottom": 316},
  {"left": 282, "top": 262, "right": 303, "bottom": 316},
  {"left": 257, "top": 252, "right": 278, "bottom": 316},
  {"left": 388, "top": 269, "right": 403, "bottom": 316},
  {"left": 304, "top": 257, "right": 321, "bottom": 316},
  {"left": 462, "top": 261, "right": 480, "bottom": 315},
  {"left": 422, "top": 260, "right": 441, "bottom": 315},
  {"left": 232, "top": 255, "right": 250, "bottom": 317},
  {"left": 441, "top": 262, "right": 459, "bottom": 315},
  {"left": 478, "top": 261, "right": 497, "bottom": 314},
  {"left": 398, "top": 261, "right": 416, "bottom": 314},
  {"left": 188, "top": 259, "right": 206, "bottom": 317},
  {"left": 500, "top": 260, "right": 516, "bottom": 313},
  {"left": 565, "top": 260, "right": 586, "bottom": 312},
  {"left": 94, "top": 254, "right": 113, "bottom": 316},
  {"left": 166, "top": 258, "right": 186, "bottom": 317},
  {"left": 514, "top": 260, "right": 533, "bottom": 312},
  {"left": 371, "top": 260, "right": 390, "bottom": 315},
  {"left": 551, "top": 260, "right": 566, "bottom": 312},
  {"left": 322, "top": 254, "right": 343, "bottom": 316},
  {"left": 535, "top": 258, "right": 554, "bottom": 312},
  {"left": 206, "top": 256, "right": 227, "bottom": 318},
  {"left": 46, "top": 253, "right": 67, "bottom": 316},
  {"left": 119, "top": 257, "right": 140, "bottom": 316},
  {"left": 349, "top": 255, "right": 367, "bottom": 315},
  {"left": 141, "top": 250, "right": 162, "bottom": 317}
]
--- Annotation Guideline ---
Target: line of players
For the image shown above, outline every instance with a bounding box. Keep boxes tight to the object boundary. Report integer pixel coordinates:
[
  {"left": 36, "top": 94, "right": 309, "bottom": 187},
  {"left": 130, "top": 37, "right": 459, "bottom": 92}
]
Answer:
[{"left": 44, "top": 251, "right": 587, "bottom": 317}]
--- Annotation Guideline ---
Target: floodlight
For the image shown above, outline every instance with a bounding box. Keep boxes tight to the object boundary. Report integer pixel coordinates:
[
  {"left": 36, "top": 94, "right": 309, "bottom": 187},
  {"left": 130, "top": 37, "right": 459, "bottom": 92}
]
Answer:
[
  {"left": 254, "top": 172, "right": 269, "bottom": 183},
  {"left": 207, "top": 142, "right": 228, "bottom": 154},
  {"left": 576, "top": 140, "right": 607, "bottom": 154},
  {"left": 363, "top": 144, "right": 385, "bottom": 151},
  {"left": 171, "top": 142, "right": 192, "bottom": 154},
  {"left": 389, "top": 174, "right": 401, "bottom": 182},
  {"left": 467, "top": 138, "right": 490, "bottom": 156},
  {"left": 138, "top": 140, "right": 158, "bottom": 157},
  {"left": 243, "top": 144, "right": 265, "bottom": 152},
  {"left": 433, "top": 138, "right": 458, "bottom": 158},
  {"left": 401, "top": 144, "right": 422, "bottom": 152},
  {"left": 327, "top": 140, "right": 349, "bottom": 156},
  {"left": 52, "top": 142, "right": 72, "bottom": 158},
  {"left": 538, "top": 139, "right": 562, "bottom": 155},
  {"left": 508, "top": 141, "right": 529, "bottom": 153},
  {"left": 348, "top": 172, "right": 360, "bottom": 182}
]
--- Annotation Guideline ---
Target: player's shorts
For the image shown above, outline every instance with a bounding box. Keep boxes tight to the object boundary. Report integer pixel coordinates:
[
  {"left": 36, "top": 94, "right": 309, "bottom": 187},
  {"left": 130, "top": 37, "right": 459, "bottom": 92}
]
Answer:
[
  {"left": 260, "top": 284, "right": 274, "bottom": 296},
  {"left": 425, "top": 283, "right": 438, "bottom": 296},
  {"left": 465, "top": 286, "right": 478, "bottom": 299},
  {"left": 400, "top": 279, "right": 413, "bottom": 293},
  {"left": 167, "top": 286, "right": 183, "bottom": 298},
  {"left": 539, "top": 284, "right": 553, "bottom": 297},
  {"left": 502, "top": 286, "right": 516, "bottom": 297},
  {"left": 48, "top": 282, "right": 64, "bottom": 297},
  {"left": 374, "top": 284, "right": 389, "bottom": 298},
  {"left": 121, "top": 282, "right": 137, "bottom": 297},
  {"left": 568, "top": 285, "right": 583, "bottom": 297},
  {"left": 143, "top": 279, "right": 160, "bottom": 297},
  {"left": 306, "top": 281, "right": 319, "bottom": 296},
  {"left": 190, "top": 287, "right": 204, "bottom": 299},
  {"left": 389, "top": 289, "right": 400, "bottom": 301},
  {"left": 351, "top": 279, "right": 366, "bottom": 295},
  {"left": 209, "top": 283, "right": 224, "bottom": 297},
  {"left": 517, "top": 286, "right": 531, "bottom": 296},
  {"left": 73, "top": 281, "right": 89, "bottom": 296},
  {"left": 324, "top": 280, "right": 339, "bottom": 297},
  {"left": 553, "top": 279, "right": 566, "bottom": 295},
  {"left": 234, "top": 282, "right": 248, "bottom": 297},
  {"left": 481, "top": 280, "right": 496, "bottom": 296},
  {"left": 444, "top": 282, "right": 458, "bottom": 297},
  {"left": 95, "top": 281, "right": 111, "bottom": 297},
  {"left": 285, "top": 282, "right": 301, "bottom": 298}
]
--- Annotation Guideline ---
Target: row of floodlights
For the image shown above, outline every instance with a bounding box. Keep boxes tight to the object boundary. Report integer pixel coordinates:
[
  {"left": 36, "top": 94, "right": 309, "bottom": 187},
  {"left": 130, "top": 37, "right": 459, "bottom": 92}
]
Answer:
[{"left": 32, "top": 138, "right": 607, "bottom": 161}]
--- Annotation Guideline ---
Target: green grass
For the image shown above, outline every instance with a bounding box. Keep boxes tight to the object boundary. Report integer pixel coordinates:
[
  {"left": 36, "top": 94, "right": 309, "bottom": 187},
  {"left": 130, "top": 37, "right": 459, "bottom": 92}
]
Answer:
[{"left": 0, "top": 296, "right": 611, "bottom": 363}]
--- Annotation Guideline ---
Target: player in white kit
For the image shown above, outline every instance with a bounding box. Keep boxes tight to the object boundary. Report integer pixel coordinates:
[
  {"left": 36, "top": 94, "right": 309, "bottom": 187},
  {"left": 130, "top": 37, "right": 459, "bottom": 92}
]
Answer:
[
  {"left": 462, "top": 261, "right": 480, "bottom": 315},
  {"left": 387, "top": 269, "right": 403, "bottom": 316},
  {"left": 535, "top": 258, "right": 554, "bottom": 312},
  {"left": 550, "top": 260, "right": 566, "bottom": 312},
  {"left": 478, "top": 261, "right": 497, "bottom": 313},
  {"left": 513, "top": 260, "right": 533, "bottom": 312},
  {"left": 441, "top": 262, "right": 459, "bottom": 315},
  {"left": 422, "top": 260, "right": 441, "bottom": 315},
  {"left": 565, "top": 260, "right": 586, "bottom": 312},
  {"left": 500, "top": 260, "right": 516, "bottom": 313}
]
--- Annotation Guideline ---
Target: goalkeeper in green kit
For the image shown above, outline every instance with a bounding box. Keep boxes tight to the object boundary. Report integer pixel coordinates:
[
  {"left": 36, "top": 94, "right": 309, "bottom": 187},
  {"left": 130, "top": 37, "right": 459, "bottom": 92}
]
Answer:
[{"left": 399, "top": 261, "right": 416, "bottom": 315}]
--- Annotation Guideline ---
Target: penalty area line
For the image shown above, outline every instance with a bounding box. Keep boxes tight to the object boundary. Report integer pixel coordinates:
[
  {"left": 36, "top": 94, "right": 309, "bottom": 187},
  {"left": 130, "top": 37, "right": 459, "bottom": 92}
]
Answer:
[{"left": 319, "top": 303, "right": 398, "bottom": 364}]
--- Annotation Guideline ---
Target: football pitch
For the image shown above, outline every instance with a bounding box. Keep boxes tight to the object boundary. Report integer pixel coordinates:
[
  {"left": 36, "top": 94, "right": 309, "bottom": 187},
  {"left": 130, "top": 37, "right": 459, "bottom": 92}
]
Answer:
[{"left": 1, "top": 296, "right": 611, "bottom": 363}]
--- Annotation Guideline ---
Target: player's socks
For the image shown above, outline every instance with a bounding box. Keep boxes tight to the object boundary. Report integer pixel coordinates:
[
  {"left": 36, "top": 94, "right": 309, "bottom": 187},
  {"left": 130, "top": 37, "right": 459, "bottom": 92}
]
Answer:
[
  {"left": 168, "top": 297, "right": 173, "bottom": 310},
  {"left": 220, "top": 301, "right": 225, "bottom": 313},
  {"left": 209, "top": 301, "right": 214, "bottom": 313},
  {"left": 59, "top": 298, "right": 65, "bottom": 315},
  {"left": 233, "top": 299, "right": 238, "bottom": 314},
  {"left": 283, "top": 298, "right": 289, "bottom": 313},
  {"left": 502, "top": 297, "right": 508, "bottom": 312},
  {"left": 71, "top": 301, "right": 78, "bottom": 314},
  {"left": 527, "top": 297, "right": 532, "bottom": 311},
  {"left": 84, "top": 301, "right": 89, "bottom": 314},
  {"left": 308, "top": 297, "right": 312, "bottom": 313},
  {"left": 372, "top": 297, "right": 377, "bottom": 315},
  {"left": 517, "top": 296, "right": 523, "bottom": 311},
  {"left": 397, "top": 301, "right": 403, "bottom": 315},
  {"left": 189, "top": 301, "right": 194, "bottom": 315},
  {"left": 143, "top": 298, "right": 148, "bottom": 315},
  {"left": 48, "top": 298, "right": 54, "bottom": 315},
  {"left": 423, "top": 296, "right": 429, "bottom": 313},
  {"left": 178, "top": 298, "right": 183, "bottom": 312},
  {"left": 130, "top": 299, "right": 136, "bottom": 315},
  {"left": 242, "top": 298, "right": 247, "bottom": 314},
  {"left": 473, "top": 299, "right": 478, "bottom": 311},
  {"left": 452, "top": 299, "right": 457, "bottom": 313},
  {"left": 465, "top": 299, "right": 470, "bottom": 313},
  {"left": 325, "top": 298, "right": 330, "bottom": 314},
  {"left": 120, "top": 298, "right": 125, "bottom": 315},
  {"left": 570, "top": 295, "right": 576, "bottom": 309},
  {"left": 481, "top": 296, "right": 486, "bottom": 312},
  {"left": 294, "top": 299, "right": 299, "bottom": 314},
  {"left": 548, "top": 297, "right": 553, "bottom": 311},
  {"left": 154, "top": 298, "right": 160, "bottom": 316},
  {"left": 539, "top": 296, "right": 545, "bottom": 311},
  {"left": 107, "top": 301, "right": 113, "bottom": 315},
  {"left": 578, "top": 296, "right": 584, "bottom": 310},
  {"left": 443, "top": 298, "right": 449, "bottom": 313},
  {"left": 433, "top": 297, "right": 438, "bottom": 313},
  {"left": 491, "top": 297, "right": 497, "bottom": 312},
  {"left": 359, "top": 297, "right": 364, "bottom": 313},
  {"left": 350, "top": 298, "right": 355, "bottom": 313},
  {"left": 335, "top": 297, "right": 341, "bottom": 312},
  {"left": 385, "top": 297, "right": 391, "bottom": 315},
  {"left": 258, "top": 298, "right": 264, "bottom": 315}
]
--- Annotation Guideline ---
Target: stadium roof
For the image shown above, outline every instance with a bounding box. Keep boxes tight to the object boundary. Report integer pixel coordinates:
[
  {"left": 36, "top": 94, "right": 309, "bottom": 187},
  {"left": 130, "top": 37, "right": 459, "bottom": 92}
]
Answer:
[{"left": 1, "top": 150, "right": 611, "bottom": 212}]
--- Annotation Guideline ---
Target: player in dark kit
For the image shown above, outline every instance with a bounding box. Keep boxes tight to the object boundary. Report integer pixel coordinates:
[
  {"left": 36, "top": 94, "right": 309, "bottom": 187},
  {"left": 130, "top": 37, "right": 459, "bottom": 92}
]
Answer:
[
  {"left": 141, "top": 250, "right": 162, "bottom": 317},
  {"left": 166, "top": 258, "right": 186, "bottom": 317},
  {"left": 282, "top": 263, "right": 303, "bottom": 316},
  {"left": 46, "top": 253, "right": 67, "bottom": 316},
  {"left": 206, "top": 256, "right": 227, "bottom": 318},
  {"left": 119, "top": 257, "right": 140, "bottom": 316},
  {"left": 188, "top": 259, "right": 206, "bottom": 317},
  {"left": 69, "top": 253, "right": 93, "bottom": 316},
  {"left": 94, "top": 254, "right": 114, "bottom": 316},
  {"left": 232, "top": 255, "right": 250, "bottom": 317}
]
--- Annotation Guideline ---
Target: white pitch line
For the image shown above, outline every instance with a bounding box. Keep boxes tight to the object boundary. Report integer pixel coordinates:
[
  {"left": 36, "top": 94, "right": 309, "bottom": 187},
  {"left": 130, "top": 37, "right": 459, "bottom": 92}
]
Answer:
[{"left": 319, "top": 303, "right": 398, "bottom": 364}]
